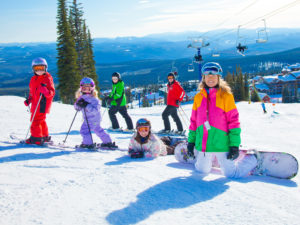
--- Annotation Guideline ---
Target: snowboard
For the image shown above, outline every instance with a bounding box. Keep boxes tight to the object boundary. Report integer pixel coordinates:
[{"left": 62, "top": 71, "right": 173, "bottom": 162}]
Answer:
[
  {"left": 105, "top": 128, "right": 135, "bottom": 134},
  {"left": 154, "top": 129, "right": 186, "bottom": 137},
  {"left": 174, "top": 142, "right": 298, "bottom": 179}
]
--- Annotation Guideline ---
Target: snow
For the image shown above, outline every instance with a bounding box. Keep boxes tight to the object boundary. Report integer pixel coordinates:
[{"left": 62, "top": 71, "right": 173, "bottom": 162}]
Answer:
[{"left": 0, "top": 96, "right": 300, "bottom": 225}]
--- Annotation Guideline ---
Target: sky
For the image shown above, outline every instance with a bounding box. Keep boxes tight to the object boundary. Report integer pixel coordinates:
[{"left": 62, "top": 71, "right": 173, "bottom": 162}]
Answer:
[{"left": 0, "top": 0, "right": 300, "bottom": 43}]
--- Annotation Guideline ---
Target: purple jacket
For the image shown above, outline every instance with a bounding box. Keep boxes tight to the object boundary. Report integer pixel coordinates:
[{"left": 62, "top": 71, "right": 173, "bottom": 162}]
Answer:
[{"left": 74, "top": 94, "right": 102, "bottom": 124}]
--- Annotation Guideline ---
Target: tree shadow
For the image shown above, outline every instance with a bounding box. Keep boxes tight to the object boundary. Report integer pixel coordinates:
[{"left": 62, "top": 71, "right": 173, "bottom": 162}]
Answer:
[{"left": 106, "top": 174, "right": 229, "bottom": 225}]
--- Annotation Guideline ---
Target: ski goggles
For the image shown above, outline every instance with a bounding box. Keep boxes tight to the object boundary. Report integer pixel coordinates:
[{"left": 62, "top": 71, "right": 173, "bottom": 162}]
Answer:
[
  {"left": 202, "top": 66, "right": 222, "bottom": 76},
  {"left": 138, "top": 126, "right": 150, "bottom": 132},
  {"left": 33, "top": 65, "right": 46, "bottom": 71}
]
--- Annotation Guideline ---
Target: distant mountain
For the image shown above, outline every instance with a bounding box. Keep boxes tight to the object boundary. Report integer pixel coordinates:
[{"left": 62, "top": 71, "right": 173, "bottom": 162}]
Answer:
[{"left": 1, "top": 28, "right": 300, "bottom": 96}]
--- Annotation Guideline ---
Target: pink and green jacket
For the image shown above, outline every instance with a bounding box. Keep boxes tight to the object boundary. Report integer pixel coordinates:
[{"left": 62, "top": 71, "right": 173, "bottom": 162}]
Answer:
[{"left": 188, "top": 88, "right": 241, "bottom": 152}]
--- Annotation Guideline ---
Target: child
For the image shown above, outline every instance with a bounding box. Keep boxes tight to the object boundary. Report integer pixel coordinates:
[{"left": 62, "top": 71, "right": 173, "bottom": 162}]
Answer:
[
  {"left": 74, "top": 77, "right": 116, "bottom": 149},
  {"left": 176, "top": 62, "right": 257, "bottom": 178},
  {"left": 160, "top": 72, "right": 185, "bottom": 134},
  {"left": 24, "top": 57, "right": 55, "bottom": 145},
  {"left": 128, "top": 118, "right": 168, "bottom": 158},
  {"left": 106, "top": 72, "right": 133, "bottom": 131}
]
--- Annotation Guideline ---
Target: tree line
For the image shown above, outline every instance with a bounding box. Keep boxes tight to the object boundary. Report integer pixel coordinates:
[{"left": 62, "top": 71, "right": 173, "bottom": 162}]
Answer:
[{"left": 57, "top": 0, "right": 98, "bottom": 104}]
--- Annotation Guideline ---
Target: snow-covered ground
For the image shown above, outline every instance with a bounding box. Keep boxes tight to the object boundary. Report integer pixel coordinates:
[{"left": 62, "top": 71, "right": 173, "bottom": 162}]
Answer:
[{"left": 0, "top": 96, "right": 300, "bottom": 225}]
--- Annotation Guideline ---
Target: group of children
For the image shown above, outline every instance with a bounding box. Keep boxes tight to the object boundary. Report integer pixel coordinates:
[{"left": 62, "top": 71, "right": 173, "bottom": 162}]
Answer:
[{"left": 24, "top": 58, "right": 259, "bottom": 179}]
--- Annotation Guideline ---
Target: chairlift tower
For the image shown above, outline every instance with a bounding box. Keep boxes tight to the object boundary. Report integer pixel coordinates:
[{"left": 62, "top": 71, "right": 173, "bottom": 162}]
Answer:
[{"left": 187, "top": 37, "right": 210, "bottom": 81}]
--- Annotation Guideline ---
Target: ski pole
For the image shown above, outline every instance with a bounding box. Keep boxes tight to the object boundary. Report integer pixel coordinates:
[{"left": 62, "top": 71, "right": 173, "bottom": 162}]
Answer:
[
  {"left": 25, "top": 93, "right": 43, "bottom": 140},
  {"left": 83, "top": 108, "right": 94, "bottom": 145},
  {"left": 101, "top": 99, "right": 108, "bottom": 119},
  {"left": 178, "top": 107, "right": 189, "bottom": 129},
  {"left": 179, "top": 105, "right": 190, "bottom": 123},
  {"left": 61, "top": 110, "right": 79, "bottom": 145}
]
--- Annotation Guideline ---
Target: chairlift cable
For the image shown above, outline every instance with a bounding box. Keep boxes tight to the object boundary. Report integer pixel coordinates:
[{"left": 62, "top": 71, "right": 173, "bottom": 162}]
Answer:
[{"left": 210, "top": 0, "right": 300, "bottom": 43}]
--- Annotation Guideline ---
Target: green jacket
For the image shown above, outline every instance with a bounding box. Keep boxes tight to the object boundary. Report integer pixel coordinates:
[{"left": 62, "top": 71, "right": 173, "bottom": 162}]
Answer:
[{"left": 109, "top": 80, "right": 127, "bottom": 106}]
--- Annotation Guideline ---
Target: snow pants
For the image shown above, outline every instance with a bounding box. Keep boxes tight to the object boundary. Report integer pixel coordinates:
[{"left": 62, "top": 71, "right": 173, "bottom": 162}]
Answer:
[
  {"left": 162, "top": 105, "right": 183, "bottom": 131},
  {"left": 80, "top": 122, "right": 112, "bottom": 145},
  {"left": 194, "top": 151, "right": 257, "bottom": 178},
  {"left": 109, "top": 106, "right": 133, "bottom": 129},
  {"left": 30, "top": 112, "right": 48, "bottom": 138}
]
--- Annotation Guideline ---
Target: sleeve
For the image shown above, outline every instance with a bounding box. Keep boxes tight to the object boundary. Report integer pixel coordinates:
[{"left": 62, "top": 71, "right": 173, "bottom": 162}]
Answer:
[
  {"left": 85, "top": 98, "right": 101, "bottom": 116},
  {"left": 224, "top": 94, "right": 241, "bottom": 147},
  {"left": 43, "top": 75, "right": 55, "bottom": 98},
  {"left": 128, "top": 136, "right": 137, "bottom": 154},
  {"left": 148, "top": 135, "right": 165, "bottom": 158},
  {"left": 187, "top": 99, "right": 198, "bottom": 144},
  {"left": 177, "top": 83, "right": 185, "bottom": 101}
]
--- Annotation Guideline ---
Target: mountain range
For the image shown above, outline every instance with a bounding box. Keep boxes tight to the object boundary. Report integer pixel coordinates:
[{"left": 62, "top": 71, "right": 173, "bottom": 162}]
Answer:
[{"left": 1, "top": 28, "right": 300, "bottom": 96}]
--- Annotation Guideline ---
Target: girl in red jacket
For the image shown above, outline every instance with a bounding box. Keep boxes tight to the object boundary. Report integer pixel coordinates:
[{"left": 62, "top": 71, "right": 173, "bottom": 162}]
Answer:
[
  {"left": 24, "top": 57, "right": 55, "bottom": 145},
  {"left": 160, "top": 72, "right": 185, "bottom": 134}
]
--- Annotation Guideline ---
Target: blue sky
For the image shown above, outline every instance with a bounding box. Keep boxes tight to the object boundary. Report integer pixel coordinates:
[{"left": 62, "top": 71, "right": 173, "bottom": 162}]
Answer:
[{"left": 0, "top": 0, "right": 300, "bottom": 43}]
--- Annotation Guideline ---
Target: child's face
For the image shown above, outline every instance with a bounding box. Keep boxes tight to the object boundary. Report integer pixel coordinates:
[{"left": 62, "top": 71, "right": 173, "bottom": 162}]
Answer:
[
  {"left": 33, "top": 65, "right": 46, "bottom": 75},
  {"left": 204, "top": 74, "right": 219, "bottom": 88},
  {"left": 112, "top": 77, "right": 118, "bottom": 83},
  {"left": 138, "top": 126, "right": 150, "bottom": 137},
  {"left": 81, "top": 84, "right": 92, "bottom": 93}
]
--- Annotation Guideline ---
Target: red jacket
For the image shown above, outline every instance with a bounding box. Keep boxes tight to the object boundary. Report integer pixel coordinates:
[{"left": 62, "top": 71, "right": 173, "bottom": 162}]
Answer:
[
  {"left": 167, "top": 80, "right": 185, "bottom": 107},
  {"left": 28, "top": 72, "right": 55, "bottom": 114}
]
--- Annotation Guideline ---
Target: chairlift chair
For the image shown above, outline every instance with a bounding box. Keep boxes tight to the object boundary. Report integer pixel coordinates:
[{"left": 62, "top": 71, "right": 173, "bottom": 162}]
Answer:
[
  {"left": 256, "top": 19, "right": 268, "bottom": 43},
  {"left": 187, "top": 62, "right": 194, "bottom": 72}
]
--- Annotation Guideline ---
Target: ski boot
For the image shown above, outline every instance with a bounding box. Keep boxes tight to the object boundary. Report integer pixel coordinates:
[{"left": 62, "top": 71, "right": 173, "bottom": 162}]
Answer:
[
  {"left": 43, "top": 136, "right": 53, "bottom": 144},
  {"left": 77, "top": 143, "right": 96, "bottom": 149},
  {"left": 99, "top": 142, "right": 118, "bottom": 150},
  {"left": 25, "top": 136, "right": 44, "bottom": 146}
]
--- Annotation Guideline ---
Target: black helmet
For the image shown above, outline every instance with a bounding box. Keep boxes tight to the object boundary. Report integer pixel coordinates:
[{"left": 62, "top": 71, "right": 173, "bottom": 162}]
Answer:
[
  {"left": 112, "top": 72, "right": 121, "bottom": 79},
  {"left": 167, "top": 72, "right": 175, "bottom": 79},
  {"left": 136, "top": 118, "right": 151, "bottom": 129}
]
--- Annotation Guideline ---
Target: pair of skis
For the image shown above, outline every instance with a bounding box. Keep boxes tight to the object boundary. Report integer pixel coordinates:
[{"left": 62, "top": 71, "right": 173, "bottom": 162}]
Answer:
[{"left": 9, "top": 134, "right": 127, "bottom": 152}]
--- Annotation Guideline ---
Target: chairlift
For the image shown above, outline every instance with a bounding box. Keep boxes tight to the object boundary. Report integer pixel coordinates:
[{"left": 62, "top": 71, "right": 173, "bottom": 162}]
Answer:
[
  {"left": 211, "top": 48, "right": 220, "bottom": 57},
  {"left": 236, "top": 25, "right": 248, "bottom": 56},
  {"left": 256, "top": 19, "right": 268, "bottom": 43},
  {"left": 188, "top": 60, "right": 194, "bottom": 72}
]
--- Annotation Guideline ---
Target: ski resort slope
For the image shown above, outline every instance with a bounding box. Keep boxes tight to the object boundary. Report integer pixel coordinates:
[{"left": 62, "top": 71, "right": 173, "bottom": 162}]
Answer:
[{"left": 0, "top": 96, "right": 300, "bottom": 225}]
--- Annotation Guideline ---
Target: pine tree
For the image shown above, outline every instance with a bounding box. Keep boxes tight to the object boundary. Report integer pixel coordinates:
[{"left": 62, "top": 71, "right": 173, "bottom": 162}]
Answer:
[
  {"left": 69, "top": 0, "right": 85, "bottom": 77},
  {"left": 244, "top": 73, "right": 250, "bottom": 101},
  {"left": 251, "top": 88, "right": 261, "bottom": 102},
  {"left": 57, "top": 0, "right": 81, "bottom": 104}
]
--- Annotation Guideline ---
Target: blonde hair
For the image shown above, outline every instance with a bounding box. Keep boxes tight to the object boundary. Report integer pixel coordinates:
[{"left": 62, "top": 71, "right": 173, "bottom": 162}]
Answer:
[
  {"left": 198, "top": 75, "right": 232, "bottom": 95},
  {"left": 75, "top": 88, "right": 99, "bottom": 99}
]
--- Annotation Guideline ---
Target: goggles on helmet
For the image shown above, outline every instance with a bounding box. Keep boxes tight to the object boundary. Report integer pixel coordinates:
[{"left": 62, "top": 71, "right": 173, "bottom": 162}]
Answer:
[
  {"left": 202, "top": 66, "right": 221, "bottom": 75},
  {"left": 33, "top": 65, "right": 46, "bottom": 71}
]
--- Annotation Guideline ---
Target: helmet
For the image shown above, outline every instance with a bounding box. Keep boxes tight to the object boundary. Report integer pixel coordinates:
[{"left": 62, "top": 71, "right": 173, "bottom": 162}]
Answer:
[
  {"left": 201, "top": 62, "right": 223, "bottom": 76},
  {"left": 32, "top": 57, "right": 48, "bottom": 71},
  {"left": 136, "top": 118, "right": 151, "bottom": 129},
  {"left": 112, "top": 72, "right": 121, "bottom": 79},
  {"left": 80, "top": 77, "right": 95, "bottom": 92},
  {"left": 167, "top": 72, "right": 175, "bottom": 79}
]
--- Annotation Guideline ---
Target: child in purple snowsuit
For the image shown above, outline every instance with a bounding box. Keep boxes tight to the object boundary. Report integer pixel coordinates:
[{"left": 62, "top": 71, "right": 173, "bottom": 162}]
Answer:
[{"left": 74, "top": 77, "right": 115, "bottom": 148}]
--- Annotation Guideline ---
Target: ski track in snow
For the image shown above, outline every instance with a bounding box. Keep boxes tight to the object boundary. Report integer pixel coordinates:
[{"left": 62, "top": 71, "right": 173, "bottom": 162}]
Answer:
[{"left": 0, "top": 96, "right": 300, "bottom": 225}]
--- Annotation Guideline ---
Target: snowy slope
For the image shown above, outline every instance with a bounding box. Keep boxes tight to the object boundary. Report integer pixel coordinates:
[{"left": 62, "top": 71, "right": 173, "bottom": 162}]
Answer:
[{"left": 0, "top": 96, "right": 300, "bottom": 225}]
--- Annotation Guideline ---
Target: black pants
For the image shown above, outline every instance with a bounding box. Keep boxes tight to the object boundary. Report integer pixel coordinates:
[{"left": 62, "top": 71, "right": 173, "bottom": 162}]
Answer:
[
  {"left": 162, "top": 105, "right": 183, "bottom": 131},
  {"left": 109, "top": 106, "right": 133, "bottom": 129}
]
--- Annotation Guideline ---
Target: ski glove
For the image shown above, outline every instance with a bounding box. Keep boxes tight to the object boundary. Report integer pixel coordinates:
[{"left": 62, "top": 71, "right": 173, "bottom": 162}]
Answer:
[
  {"left": 129, "top": 149, "right": 144, "bottom": 158},
  {"left": 187, "top": 142, "right": 195, "bottom": 158},
  {"left": 24, "top": 98, "right": 31, "bottom": 106},
  {"left": 39, "top": 85, "right": 50, "bottom": 96},
  {"left": 76, "top": 98, "right": 89, "bottom": 108},
  {"left": 227, "top": 146, "right": 239, "bottom": 160}
]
